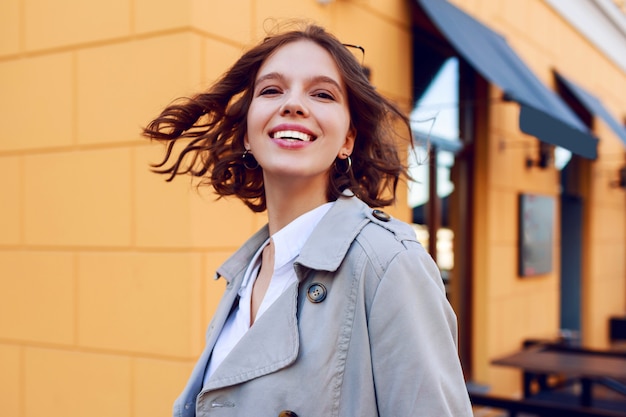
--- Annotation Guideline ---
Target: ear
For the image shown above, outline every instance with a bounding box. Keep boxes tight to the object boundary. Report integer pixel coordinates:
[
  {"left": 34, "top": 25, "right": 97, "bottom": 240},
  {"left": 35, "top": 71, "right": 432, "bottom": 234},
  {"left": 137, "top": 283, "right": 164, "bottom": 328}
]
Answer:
[
  {"left": 339, "top": 126, "right": 356, "bottom": 158},
  {"left": 243, "top": 133, "right": 250, "bottom": 151}
]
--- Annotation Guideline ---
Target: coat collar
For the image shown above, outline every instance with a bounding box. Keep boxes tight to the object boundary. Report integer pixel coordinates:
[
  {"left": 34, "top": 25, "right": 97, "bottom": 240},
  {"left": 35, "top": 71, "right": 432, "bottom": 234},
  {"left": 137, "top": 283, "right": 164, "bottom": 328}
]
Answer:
[
  {"left": 216, "top": 191, "right": 371, "bottom": 283},
  {"left": 216, "top": 224, "right": 269, "bottom": 285},
  {"left": 295, "top": 192, "right": 371, "bottom": 272}
]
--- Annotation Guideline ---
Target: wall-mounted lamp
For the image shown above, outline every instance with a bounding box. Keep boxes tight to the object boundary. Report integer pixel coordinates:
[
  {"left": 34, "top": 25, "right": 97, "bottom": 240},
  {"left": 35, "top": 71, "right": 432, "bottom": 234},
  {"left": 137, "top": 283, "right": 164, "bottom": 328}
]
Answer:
[
  {"left": 526, "top": 142, "right": 553, "bottom": 169},
  {"left": 610, "top": 166, "right": 626, "bottom": 188}
]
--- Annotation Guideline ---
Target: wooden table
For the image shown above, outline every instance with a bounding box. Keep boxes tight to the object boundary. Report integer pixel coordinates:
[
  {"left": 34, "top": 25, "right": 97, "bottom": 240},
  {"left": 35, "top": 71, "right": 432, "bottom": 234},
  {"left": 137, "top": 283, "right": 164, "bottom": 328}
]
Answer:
[{"left": 492, "top": 344, "right": 626, "bottom": 407}]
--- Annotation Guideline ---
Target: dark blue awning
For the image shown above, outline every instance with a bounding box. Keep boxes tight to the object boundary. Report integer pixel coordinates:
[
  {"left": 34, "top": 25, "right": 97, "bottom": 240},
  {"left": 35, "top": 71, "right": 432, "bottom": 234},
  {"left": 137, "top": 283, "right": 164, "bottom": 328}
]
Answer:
[
  {"left": 417, "top": 0, "right": 598, "bottom": 159},
  {"left": 555, "top": 71, "right": 626, "bottom": 147}
]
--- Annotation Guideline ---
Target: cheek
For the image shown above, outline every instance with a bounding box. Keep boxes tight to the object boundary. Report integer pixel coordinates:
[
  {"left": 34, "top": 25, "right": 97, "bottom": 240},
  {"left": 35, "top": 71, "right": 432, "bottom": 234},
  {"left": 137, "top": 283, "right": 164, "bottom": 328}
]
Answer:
[
  {"left": 247, "top": 102, "right": 272, "bottom": 130},
  {"left": 333, "top": 108, "right": 353, "bottom": 137},
  {"left": 245, "top": 105, "right": 264, "bottom": 139},
  {"left": 334, "top": 103, "right": 352, "bottom": 129}
]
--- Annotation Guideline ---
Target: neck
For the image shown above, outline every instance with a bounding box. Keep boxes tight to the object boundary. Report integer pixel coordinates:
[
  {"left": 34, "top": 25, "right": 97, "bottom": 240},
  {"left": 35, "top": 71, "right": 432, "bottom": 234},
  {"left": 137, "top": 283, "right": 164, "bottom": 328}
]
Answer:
[{"left": 264, "top": 176, "right": 328, "bottom": 235}]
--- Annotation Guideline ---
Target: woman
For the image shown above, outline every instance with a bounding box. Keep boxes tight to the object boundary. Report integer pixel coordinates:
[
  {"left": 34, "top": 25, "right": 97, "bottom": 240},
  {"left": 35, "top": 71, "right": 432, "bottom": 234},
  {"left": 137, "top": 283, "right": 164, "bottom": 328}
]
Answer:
[{"left": 144, "top": 23, "right": 472, "bottom": 417}]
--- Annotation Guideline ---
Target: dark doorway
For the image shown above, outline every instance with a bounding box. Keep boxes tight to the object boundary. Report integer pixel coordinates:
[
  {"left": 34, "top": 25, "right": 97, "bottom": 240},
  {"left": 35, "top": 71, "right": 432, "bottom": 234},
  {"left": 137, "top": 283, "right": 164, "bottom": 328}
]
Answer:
[
  {"left": 554, "top": 73, "right": 592, "bottom": 344},
  {"left": 559, "top": 158, "right": 584, "bottom": 340}
]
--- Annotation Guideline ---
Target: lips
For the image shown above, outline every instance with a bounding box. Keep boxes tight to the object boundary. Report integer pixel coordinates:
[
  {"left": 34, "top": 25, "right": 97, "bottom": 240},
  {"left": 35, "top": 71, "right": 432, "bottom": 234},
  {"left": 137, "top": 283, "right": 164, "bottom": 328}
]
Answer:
[{"left": 270, "top": 129, "right": 316, "bottom": 142}]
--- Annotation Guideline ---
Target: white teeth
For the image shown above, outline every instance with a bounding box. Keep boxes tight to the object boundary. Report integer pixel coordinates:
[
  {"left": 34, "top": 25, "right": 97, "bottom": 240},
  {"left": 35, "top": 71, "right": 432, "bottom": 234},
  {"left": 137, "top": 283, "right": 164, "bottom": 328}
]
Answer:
[{"left": 272, "top": 130, "right": 314, "bottom": 141}]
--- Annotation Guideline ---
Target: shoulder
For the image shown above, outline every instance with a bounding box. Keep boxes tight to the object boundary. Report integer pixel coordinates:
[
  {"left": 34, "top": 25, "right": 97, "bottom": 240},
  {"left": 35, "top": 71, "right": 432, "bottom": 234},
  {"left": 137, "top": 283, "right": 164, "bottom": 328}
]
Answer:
[
  {"left": 359, "top": 206, "right": 421, "bottom": 251},
  {"left": 361, "top": 208, "right": 419, "bottom": 244},
  {"left": 297, "top": 193, "right": 426, "bottom": 275},
  {"left": 349, "top": 206, "right": 446, "bottom": 313},
  {"left": 354, "top": 207, "right": 429, "bottom": 277}
]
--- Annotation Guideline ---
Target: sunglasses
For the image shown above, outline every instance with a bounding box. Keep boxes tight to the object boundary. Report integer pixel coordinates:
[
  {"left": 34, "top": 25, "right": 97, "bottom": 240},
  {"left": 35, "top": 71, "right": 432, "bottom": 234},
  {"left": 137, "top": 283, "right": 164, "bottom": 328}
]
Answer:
[{"left": 343, "top": 43, "right": 365, "bottom": 66}]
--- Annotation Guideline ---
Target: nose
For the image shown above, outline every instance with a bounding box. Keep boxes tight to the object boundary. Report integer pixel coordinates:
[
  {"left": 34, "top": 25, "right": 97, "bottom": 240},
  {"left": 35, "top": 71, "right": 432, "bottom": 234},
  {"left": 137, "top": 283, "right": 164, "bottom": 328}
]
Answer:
[{"left": 280, "top": 93, "right": 309, "bottom": 117}]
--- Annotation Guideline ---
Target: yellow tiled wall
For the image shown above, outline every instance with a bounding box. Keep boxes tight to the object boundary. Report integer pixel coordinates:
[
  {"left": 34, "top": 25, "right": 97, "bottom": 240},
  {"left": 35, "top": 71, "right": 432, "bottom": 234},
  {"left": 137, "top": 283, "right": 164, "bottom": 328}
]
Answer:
[{"left": 0, "top": 1, "right": 412, "bottom": 416}]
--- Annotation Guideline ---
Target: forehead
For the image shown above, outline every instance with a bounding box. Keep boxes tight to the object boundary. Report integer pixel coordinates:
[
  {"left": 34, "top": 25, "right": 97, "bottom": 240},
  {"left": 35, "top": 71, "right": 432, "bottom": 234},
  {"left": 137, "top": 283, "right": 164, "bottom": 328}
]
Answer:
[{"left": 256, "top": 40, "right": 344, "bottom": 83}]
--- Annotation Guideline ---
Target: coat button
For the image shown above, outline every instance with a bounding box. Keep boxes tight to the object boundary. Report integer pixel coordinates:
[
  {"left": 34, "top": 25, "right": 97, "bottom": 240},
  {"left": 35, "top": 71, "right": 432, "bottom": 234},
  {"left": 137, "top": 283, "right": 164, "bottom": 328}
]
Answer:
[
  {"left": 278, "top": 411, "right": 298, "bottom": 417},
  {"left": 372, "top": 209, "right": 391, "bottom": 222},
  {"left": 306, "top": 283, "right": 327, "bottom": 303}
]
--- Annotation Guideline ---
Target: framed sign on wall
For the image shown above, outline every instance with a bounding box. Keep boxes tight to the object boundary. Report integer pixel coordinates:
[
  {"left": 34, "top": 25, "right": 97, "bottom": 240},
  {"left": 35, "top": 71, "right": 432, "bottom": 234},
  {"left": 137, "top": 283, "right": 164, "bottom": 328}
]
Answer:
[{"left": 518, "top": 193, "right": 555, "bottom": 277}]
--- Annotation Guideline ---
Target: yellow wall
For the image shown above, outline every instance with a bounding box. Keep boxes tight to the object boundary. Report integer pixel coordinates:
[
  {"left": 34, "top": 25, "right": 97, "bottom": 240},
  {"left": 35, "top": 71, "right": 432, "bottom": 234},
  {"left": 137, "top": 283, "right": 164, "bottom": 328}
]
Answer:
[
  {"left": 0, "top": 1, "right": 412, "bottom": 416},
  {"left": 456, "top": 0, "right": 626, "bottom": 396}
]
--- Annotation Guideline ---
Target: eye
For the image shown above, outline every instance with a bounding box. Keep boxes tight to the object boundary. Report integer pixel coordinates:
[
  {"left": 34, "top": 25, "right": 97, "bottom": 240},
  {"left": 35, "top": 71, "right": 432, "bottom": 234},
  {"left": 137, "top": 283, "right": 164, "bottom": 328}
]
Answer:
[
  {"left": 312, "top": 91, "right": 336, "bottom": 101},
  {"left": 259, "top": 86, "right": 281, "bottom": 96}
]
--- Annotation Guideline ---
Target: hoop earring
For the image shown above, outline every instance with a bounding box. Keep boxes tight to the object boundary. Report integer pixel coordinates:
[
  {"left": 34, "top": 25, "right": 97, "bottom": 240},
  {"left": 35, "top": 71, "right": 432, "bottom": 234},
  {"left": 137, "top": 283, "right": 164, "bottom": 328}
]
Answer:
[
  {"left": 334, "top": 155, "right": 352, "bottom": 174},
  {"left": 242, "top": 149, "right": 259, "bottom": 170}
]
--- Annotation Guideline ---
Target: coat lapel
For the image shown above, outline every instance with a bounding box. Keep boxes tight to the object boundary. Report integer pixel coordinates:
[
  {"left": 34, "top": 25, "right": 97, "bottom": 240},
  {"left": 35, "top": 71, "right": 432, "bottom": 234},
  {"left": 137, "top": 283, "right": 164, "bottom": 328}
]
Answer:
[
  {"left": 202, "top": 282, "right": 299, "bottom": 391},
  {"left": 296, "top": 192, "right": 370, "bottom": 274}
]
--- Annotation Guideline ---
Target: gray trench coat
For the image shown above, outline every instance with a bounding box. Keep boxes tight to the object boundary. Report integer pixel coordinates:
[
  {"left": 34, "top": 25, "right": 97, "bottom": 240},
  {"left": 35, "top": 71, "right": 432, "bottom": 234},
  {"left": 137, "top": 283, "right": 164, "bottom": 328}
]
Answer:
[{"left": 174, "top": 193, "right": 473, "bottom": 417}]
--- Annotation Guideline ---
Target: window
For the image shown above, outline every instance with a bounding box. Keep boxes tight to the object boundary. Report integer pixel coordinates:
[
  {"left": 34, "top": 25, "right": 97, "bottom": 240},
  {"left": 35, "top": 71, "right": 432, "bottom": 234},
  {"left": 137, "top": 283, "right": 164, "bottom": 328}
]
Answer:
[{"left": 409, "top": 57, "right": 461, "bottom": 289}]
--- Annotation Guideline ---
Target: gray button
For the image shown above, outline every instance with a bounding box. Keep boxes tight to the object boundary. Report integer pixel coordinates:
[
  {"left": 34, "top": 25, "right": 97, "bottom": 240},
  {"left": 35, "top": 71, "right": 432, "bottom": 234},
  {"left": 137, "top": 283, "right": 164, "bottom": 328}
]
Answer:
[
  {"left": 372, "top": 209, "right": 391, "bottom": 222},
  {"left": 306, "top": 283, "right": 327, "bottom": 303}
]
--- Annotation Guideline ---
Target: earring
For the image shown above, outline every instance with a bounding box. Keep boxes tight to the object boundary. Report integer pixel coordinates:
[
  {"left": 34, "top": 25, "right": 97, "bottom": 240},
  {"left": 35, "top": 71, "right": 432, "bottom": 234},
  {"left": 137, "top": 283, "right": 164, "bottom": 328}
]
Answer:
[
  {"left": 345, "top": 155, "right": 352, "bottom": 172},
  {"left": 242, "top": 149, "right": 259, "bottom": 170},
  {"left": 334, "top": 154, "right": 352, "bottom": 174}
]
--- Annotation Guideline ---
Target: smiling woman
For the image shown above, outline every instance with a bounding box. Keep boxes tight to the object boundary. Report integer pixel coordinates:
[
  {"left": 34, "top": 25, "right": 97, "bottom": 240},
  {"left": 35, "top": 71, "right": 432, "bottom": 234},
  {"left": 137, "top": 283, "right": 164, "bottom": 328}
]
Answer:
[{"left": 143, "top": 22, "right": 473, "bottom": 417}]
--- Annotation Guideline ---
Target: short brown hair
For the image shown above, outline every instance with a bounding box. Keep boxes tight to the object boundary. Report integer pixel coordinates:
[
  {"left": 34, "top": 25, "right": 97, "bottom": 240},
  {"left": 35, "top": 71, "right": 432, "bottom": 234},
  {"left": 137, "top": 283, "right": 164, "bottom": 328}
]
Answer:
[{"left": 143, "top": 23, "right": 411, "bottom": 212}]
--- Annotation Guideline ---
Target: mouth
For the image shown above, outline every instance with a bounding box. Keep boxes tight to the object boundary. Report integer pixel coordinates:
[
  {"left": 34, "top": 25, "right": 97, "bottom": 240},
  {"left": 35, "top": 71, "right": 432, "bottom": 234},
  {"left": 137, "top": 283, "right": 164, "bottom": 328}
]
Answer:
[{"left": 270, "top": 130, "right": 316, "bottom": 142}]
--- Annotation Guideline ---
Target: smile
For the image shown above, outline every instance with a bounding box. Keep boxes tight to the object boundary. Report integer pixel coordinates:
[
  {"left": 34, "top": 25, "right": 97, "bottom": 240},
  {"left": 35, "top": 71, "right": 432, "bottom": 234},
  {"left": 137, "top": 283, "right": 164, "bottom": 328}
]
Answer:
[{"left": 271, "top": 130, "right": 316, "bottom": 142}]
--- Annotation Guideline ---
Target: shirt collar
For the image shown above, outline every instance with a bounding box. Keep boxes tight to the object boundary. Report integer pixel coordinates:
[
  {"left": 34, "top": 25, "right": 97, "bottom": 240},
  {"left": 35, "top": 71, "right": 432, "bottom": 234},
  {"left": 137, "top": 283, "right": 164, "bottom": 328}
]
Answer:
[{"left": 271, "top": 202, "right": 334, "bottom": 270}]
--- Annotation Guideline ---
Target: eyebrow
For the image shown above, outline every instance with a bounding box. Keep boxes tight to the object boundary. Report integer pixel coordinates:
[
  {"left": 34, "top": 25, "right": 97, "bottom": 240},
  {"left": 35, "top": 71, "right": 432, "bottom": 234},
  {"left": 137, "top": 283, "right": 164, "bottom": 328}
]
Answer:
[{"left": 255, "top": 72, "right": 345, "bottom": 94}]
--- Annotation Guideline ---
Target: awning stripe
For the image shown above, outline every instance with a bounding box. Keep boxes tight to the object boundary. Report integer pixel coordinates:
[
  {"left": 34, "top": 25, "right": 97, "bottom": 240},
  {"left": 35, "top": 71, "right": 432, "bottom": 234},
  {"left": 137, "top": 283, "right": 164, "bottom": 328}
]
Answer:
[
  {"left": 555, "top": 71, "right": 626, "bottom": 147},
  {"left": 417, "top": 0, "right": 598, "bottom": 159}
]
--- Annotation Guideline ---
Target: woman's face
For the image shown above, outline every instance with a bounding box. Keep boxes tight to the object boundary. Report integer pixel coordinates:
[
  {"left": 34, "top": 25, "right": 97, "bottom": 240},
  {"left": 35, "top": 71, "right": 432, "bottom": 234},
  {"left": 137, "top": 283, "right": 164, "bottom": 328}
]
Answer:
[{"left": 245, "top": 39, "right": 355, "bottom": 192}]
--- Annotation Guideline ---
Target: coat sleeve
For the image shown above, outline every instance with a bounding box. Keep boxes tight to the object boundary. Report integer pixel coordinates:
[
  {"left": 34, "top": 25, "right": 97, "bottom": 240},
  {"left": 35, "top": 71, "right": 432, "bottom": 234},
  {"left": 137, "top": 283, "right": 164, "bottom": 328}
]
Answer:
[{"left": 367, "top": 243, "right": 473, "bottom": 417}]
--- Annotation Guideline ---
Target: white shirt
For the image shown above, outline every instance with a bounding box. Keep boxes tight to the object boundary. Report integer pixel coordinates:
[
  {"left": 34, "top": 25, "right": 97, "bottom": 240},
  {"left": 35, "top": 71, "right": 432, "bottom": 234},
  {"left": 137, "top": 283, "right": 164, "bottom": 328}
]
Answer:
[{"left": 204, "top": 202, "right": 334, "bottom": 383}]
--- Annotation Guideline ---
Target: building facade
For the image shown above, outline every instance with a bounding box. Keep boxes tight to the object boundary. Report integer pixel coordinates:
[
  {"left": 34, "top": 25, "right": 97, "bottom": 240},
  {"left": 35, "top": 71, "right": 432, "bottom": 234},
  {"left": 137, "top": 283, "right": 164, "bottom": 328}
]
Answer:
[{"left": 0, "top": 0, "right": 625, "bottom": 415}]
